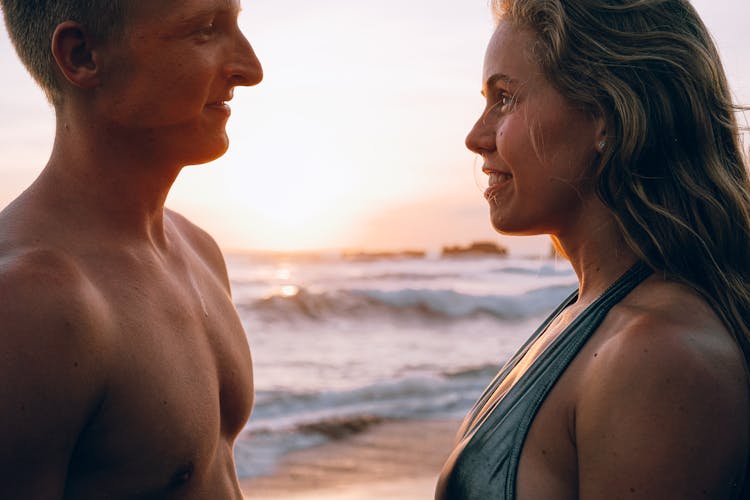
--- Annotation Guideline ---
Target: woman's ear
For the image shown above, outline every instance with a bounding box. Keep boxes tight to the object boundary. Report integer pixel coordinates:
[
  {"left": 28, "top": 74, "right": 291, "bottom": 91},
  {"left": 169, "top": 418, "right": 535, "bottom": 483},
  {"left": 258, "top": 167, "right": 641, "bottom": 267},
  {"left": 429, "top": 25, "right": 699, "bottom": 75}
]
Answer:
[
  {"left": 51, "top": 21, "right": 100, "bottom": 90},
  {"left": 594, "top": 115, "right": 609, "bottom": 154}
]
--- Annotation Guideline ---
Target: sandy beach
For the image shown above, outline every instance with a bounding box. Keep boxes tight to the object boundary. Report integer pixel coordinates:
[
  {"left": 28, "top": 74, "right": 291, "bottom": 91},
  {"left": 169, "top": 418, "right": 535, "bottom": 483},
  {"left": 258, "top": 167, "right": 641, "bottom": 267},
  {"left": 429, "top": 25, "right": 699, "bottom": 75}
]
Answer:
[{"left": 241, "top": 419, "right": 461, "bottom": 500}]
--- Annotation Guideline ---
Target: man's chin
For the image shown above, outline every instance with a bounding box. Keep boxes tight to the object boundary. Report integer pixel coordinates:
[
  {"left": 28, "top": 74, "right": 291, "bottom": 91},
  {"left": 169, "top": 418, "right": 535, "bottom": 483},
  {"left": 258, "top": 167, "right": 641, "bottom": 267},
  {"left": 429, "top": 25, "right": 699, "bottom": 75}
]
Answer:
[{"left": 182, "top": 138, "right": 230, "bottom": 166}]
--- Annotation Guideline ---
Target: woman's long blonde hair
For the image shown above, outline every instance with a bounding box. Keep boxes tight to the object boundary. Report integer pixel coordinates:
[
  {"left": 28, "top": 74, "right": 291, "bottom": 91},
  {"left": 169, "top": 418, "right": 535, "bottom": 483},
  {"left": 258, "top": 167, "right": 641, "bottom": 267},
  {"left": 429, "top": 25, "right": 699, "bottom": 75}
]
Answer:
[{"left": 495, "top": 0, "right": 750, "bottom": 357}]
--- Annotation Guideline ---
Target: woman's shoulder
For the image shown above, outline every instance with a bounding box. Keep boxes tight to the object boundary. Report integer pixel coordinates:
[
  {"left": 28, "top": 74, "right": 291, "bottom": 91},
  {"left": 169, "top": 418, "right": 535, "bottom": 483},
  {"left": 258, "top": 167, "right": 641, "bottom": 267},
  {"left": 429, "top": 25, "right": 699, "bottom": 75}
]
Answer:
[
  {"left": 587, "top": 274, "right": 747, "bottom": 399},
  {"left": 603, "top": 275, "right": 744, "bottom": 371},
  {"left": 573, "top": 274, "right": 749, "bottom": 498}
]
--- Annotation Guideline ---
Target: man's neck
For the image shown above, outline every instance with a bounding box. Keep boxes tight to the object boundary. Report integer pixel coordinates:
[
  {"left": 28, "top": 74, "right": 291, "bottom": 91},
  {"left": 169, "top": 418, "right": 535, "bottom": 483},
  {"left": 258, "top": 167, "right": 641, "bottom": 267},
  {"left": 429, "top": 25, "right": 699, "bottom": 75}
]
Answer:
[{"left": 35, "top": 113, "right": 185, "bottom": 249}]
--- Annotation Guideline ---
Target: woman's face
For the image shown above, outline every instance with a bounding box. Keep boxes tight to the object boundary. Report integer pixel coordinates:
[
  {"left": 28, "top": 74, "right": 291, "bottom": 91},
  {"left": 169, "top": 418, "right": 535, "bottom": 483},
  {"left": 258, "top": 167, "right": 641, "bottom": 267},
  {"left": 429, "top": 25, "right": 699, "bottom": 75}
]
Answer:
[{"left": 466, "top": 21, "right": 603, "bottom": 237}]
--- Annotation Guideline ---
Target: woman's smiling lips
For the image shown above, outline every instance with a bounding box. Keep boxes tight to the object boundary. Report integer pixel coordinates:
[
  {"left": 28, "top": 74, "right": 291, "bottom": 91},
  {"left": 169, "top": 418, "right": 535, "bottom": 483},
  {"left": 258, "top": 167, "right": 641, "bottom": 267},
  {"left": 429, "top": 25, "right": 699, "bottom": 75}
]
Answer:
[{"left": 483, "top": 167, "right": 513, "bottom": 200}]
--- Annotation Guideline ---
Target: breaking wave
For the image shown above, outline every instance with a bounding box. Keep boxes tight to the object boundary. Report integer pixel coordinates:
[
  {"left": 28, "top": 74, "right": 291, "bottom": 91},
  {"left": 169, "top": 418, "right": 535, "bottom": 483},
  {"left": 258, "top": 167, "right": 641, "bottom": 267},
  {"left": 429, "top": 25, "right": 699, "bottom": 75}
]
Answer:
[{"left": 238, "top": 285, "right": 575, "bottom": 324}]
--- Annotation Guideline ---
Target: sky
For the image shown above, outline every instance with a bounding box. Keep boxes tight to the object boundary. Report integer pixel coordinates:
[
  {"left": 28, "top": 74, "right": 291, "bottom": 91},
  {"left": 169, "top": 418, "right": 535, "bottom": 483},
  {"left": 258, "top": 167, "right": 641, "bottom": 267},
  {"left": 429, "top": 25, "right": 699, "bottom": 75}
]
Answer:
[{"left": 1, "top": 0, "right": 749, "bottom": 256}]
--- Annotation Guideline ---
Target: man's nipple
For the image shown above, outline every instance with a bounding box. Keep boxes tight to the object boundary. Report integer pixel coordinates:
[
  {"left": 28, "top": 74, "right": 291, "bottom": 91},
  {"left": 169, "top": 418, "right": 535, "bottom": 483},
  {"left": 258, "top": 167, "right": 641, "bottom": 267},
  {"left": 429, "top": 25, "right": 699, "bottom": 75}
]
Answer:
[{"left": 170, "top": 462, "right": 195, "bottom": 487}]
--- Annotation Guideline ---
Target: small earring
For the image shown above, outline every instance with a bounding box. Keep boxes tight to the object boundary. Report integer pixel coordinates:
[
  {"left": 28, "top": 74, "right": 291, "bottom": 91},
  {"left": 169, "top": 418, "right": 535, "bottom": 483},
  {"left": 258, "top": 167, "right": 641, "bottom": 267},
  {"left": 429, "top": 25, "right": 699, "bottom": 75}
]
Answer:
[{"left": 597, "top": 140, "right": 607, "bottom": 152}]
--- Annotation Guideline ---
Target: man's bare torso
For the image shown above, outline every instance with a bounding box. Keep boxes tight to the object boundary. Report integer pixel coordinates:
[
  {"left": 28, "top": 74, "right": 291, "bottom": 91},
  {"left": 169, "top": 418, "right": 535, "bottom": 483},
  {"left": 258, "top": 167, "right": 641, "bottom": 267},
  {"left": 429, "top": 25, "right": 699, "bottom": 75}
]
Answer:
[{"left": 0, "top": 191, "right": 253, "bottom": 499}]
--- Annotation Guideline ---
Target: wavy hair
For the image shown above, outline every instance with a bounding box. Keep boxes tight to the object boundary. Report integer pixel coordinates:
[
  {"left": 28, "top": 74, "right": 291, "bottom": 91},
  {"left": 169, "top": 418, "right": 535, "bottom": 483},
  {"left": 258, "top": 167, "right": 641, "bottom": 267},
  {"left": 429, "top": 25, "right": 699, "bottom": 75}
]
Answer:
[
  {"left": 493, "top": 0, "right": 750, "bottom": 358},
  {"left": 1, "top": 0, "right": 127, "bottom": 105}
]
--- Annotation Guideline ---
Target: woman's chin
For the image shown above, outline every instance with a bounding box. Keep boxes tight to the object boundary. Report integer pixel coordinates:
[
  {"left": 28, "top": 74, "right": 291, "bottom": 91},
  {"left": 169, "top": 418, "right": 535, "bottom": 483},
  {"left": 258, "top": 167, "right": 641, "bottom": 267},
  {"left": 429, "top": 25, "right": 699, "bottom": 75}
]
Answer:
[
  {"left": 489, "top": 214, "right": 539, "bottom": 237},
  {"left": 489, "top": 208, "right": 513, "bottom": 234}
]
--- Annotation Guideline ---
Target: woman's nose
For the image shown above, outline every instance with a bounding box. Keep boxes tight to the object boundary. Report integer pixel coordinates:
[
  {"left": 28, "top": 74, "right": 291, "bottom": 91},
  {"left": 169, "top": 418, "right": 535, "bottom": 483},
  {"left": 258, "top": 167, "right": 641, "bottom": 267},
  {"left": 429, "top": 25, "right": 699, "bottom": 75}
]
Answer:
[{"left": 465, "top": 115, "right": 495, "bottom": 155}]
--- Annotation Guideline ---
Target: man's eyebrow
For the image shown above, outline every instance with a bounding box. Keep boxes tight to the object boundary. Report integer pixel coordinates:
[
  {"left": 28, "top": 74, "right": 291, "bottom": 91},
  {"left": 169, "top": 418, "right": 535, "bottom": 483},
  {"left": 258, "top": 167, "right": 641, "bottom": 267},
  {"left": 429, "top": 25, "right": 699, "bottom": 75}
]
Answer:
[
  {"left": 175, "top": 2, "right": 240, "bottom": 26},
  {"left": 481, "top": 73, "right": 517, "bottom": 97}
]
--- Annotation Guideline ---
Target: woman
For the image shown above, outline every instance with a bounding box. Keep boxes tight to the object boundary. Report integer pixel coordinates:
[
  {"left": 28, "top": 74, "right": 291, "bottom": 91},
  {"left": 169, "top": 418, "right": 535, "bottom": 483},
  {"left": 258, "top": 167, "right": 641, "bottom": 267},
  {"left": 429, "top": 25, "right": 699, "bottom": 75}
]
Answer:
[{"left": 436, "top": 1, "right": 750, "bottom": 498}]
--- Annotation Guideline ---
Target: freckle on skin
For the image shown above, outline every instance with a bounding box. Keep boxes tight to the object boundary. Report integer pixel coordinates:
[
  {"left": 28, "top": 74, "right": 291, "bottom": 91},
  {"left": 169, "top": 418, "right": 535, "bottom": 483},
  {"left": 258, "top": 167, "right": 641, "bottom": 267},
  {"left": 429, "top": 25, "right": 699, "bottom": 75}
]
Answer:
[{"left": 630, "top": 487, "right": 636, "bottom": 493}]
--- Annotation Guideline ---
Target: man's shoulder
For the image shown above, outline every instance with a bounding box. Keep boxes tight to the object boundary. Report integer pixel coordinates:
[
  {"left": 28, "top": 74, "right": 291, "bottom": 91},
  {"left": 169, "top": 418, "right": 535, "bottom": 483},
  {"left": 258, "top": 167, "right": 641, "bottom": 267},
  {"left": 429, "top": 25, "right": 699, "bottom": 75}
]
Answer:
[
  {"left": 0, "top": 245, "right": 111, "bottom": 350},
  {"left": 166, "top": 209, "right": 222, "bottom": 255},
  {"left": 165, "top": 209, "right": 230, "bottom": 284},
  {"left": 2, "top": 245, "right": 89, "bottom": 292},
  {"left": 0, "top": 245, "right": 111, "bottom": 487}
]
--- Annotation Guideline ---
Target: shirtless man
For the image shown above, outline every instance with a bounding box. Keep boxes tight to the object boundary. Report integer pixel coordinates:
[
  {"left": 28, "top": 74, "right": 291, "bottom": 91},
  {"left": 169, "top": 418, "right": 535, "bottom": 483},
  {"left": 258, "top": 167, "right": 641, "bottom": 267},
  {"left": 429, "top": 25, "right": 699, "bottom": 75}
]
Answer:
[{"left": 0, "top": 0, "right": 262, "bottom": 497}]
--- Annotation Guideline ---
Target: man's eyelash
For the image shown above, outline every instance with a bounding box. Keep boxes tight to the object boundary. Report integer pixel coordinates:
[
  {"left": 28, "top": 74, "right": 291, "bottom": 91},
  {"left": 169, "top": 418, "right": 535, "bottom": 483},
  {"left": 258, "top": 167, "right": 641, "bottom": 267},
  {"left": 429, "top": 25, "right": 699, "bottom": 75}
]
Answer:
[{"left": 197, "top": 22, "right": 216, "bottom": 37}]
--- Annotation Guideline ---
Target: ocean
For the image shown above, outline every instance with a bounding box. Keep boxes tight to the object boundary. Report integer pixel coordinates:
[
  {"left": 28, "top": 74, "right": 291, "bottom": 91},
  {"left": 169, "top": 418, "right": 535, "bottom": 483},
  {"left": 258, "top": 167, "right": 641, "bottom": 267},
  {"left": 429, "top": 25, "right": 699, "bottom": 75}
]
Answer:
[{"left": 228, "top": 251, "right": 577, "bottom": 478}]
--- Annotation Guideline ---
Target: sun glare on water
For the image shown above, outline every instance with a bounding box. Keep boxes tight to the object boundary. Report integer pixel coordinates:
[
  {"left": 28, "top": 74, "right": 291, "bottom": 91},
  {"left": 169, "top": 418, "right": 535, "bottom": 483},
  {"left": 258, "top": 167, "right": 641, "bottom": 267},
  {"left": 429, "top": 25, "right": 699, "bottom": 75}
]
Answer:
[{"left": 278, "top": 284, "right": 300, "bottom": 297}]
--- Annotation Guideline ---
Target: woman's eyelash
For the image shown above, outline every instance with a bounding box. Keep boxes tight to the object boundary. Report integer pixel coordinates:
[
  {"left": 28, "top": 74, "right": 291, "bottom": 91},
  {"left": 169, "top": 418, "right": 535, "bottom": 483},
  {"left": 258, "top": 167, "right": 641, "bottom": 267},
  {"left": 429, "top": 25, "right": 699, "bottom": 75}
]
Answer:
[
  {"left": 487, "top": 91, "right": 516, "bottom": 114},
  {"left": 497, "top": 92, "right": 515, "bottom": 106}
]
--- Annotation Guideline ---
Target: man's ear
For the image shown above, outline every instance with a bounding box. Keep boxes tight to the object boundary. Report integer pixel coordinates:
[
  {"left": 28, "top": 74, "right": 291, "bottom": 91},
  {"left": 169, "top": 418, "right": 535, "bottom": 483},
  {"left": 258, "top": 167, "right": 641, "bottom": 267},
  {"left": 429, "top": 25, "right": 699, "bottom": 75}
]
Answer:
[{"left": 51, "top": 21, "right": 100, "bottom": 90}]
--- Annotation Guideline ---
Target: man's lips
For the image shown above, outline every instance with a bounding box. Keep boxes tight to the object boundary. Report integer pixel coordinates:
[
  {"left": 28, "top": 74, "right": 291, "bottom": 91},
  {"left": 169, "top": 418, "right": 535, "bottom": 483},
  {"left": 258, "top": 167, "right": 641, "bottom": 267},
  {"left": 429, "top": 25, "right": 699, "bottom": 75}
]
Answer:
[
  {"left": 206, "top": 101, "right": 231, "bottom": 115},
  {"left": 206, "top": 91, "right": 234, "bottom": 114}
]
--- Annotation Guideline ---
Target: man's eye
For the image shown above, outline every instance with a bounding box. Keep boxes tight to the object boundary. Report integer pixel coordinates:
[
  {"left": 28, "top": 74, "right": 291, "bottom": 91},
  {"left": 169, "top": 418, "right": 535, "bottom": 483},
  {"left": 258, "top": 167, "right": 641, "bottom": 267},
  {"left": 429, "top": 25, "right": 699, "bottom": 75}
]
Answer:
[{"left": 197, "top": 23, "right": 216, "bottom": 37}]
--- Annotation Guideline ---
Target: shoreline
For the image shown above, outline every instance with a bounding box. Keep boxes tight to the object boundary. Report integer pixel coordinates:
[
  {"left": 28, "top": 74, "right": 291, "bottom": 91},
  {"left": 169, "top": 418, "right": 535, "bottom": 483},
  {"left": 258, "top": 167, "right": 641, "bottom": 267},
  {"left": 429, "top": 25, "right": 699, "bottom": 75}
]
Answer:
[{"left": 241, "top": 419, "right": 461, "bottom": 499}]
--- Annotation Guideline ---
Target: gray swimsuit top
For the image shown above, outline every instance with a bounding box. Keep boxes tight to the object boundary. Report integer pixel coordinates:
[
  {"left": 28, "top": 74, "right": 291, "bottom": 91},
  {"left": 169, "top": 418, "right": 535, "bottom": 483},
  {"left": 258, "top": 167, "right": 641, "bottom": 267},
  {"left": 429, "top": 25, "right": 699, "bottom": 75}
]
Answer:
[{"left": 436, "top": 262, "right": 653, "bottom": 499}]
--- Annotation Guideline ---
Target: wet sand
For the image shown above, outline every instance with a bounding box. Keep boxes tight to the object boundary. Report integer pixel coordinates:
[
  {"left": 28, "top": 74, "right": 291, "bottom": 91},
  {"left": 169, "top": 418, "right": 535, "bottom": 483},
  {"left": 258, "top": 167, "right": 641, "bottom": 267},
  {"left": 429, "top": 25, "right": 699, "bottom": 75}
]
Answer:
[{"left": 241, "top": 419, "right": 461, "bottom": 499}]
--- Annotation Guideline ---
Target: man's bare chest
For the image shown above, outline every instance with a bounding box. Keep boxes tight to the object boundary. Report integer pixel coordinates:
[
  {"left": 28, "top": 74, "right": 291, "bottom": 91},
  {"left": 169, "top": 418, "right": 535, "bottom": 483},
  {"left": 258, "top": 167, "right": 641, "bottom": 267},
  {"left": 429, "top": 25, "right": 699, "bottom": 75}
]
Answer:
[{"left": 66, "top": 255, "right": 253, "bottom": 496}]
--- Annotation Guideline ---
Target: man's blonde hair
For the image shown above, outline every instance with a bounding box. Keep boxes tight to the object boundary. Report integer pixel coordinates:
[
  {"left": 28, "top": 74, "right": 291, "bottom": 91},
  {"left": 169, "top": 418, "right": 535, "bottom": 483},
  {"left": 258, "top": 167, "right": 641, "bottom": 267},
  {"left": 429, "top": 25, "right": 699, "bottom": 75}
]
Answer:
[{"left": 1, "top": 0, "right": 128, "bottom": 105}]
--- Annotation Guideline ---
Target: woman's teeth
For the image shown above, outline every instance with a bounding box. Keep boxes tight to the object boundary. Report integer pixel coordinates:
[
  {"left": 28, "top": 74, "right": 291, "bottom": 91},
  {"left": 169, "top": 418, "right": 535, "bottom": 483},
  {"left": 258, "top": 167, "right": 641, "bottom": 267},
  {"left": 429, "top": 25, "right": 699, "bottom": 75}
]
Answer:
[{"left": 488, "top": 172, "right": 512, "bottom": 186}]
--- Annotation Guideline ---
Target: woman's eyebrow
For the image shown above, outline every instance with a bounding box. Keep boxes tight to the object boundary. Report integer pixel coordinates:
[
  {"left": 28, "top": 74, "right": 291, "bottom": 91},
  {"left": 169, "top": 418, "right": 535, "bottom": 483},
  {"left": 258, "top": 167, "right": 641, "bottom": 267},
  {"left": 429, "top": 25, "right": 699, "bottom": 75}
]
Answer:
[{"left": 481, "top": 73, "right": 517, "bottom": 97}]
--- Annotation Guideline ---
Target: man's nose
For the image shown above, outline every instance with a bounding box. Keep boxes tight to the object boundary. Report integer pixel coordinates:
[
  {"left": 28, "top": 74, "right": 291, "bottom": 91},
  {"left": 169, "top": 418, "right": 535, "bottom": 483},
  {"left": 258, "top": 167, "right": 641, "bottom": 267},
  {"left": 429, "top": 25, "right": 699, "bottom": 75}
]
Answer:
[{"left": 225, "top": 33, "right": 263, "bottom": 86}]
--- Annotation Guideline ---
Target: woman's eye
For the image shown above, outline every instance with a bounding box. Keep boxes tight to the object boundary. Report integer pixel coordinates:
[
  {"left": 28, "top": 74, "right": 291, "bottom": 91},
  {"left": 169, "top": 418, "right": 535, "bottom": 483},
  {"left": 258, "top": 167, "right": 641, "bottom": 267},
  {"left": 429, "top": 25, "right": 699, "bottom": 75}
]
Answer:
[
  {"left": 486, "top": 92, "right": 515, "bottom": 118},
  {"left": 497, "top": 93, "right": 515, "bottom": 110}
]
